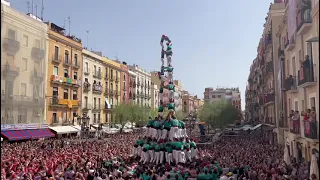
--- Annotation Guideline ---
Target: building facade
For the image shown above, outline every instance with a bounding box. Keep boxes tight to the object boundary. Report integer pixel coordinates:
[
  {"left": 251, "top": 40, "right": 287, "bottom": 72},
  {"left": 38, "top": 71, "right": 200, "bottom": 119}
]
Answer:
[
  {"left": 181, "top": 91, "right": 195, "bottom": 116},
  {"left": 120, "top": 63, "right": 129, "bottom": 104},
  {"left": 46, "top": 22, "right": 82, "bottom": 125},
  {"left": 1, "top": 3, "right": 47, "bottom": 125},
  {"left": 151, "top": 84, "right": 159, "bottom": 109},
  {"left": 281, "top": 0, "right": 318, "bottom": 162},
  {"left": 128, "top": 65, "right": 151, "bottom": 108},
  {"left": 102, "top": 57, "right": 121, "bottom": 124},
  {"left": 128, "top": 70, "right": 137, "bottom": 104},
  {"left": 174, "top": 80, "right": 182, "bottom": 112},
  {"left": 246, "top": 0, "right": 319, "bottom": 163},
  {"left": 82, "top": 49, "right": 104, "bottom": 125},
  {"left": 204, "top": 87, "right": 241, "bottom": 105}
]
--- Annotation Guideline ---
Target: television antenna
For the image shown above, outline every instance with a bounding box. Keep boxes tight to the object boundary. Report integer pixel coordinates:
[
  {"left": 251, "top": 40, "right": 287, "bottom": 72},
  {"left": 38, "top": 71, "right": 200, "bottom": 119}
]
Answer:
[
  {"left": 67, "top": 16, "right": 71, "bottom": 35},
  {"left": 85, "top": 30, "right": 89, "bottom": 48},
  {"left": 27, "top": 1, "right": 30, "bottom": 13}
]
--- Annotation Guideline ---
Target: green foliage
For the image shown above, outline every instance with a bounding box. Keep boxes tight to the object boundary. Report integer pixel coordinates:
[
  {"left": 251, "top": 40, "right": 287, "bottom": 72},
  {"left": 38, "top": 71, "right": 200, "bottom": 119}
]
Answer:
[
  {"left": 113, "top": 103, "right": 130, "bottom": 131},
  {"left": 198, "top": 100, "right": 238, "bottom": 129},
  {"left": 174, "top": 110, "right": 185, "bottom": 120}
]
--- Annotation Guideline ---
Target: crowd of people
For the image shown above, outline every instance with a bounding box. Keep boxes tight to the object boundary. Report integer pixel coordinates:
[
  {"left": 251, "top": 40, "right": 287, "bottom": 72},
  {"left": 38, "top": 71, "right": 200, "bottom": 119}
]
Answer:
[{"left": 1, "top": 128, "right": 317, "bottom": 180}]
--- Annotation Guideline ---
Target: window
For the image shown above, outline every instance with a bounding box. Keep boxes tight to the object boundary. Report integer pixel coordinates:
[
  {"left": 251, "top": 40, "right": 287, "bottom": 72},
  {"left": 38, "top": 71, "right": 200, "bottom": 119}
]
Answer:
[
  {"left": 212, "top": 95, "right": 216, "bottom": 98},
  {"left": 94, "top": 65, "right": 97, "bottom": 73},
  {"left": 110, "top": 98, "right": 113, "bottom": 105},
  {"left": 73, "top": 90, "right": 77, "bottom": 100},
  {"left": 74, "top": 54, "right": 78, "bottom": 65},
  {"left": 292, "top": 57, "right": 296, "bottom": 76},
  {"left": 94, "top": 114, "right": 96, "bottom": 124},
  {"left": 54, "top": 46, "right": 59, "bottom": 59},
  {"left": 84, "top": 96, "right": 88, "bottom": 106},
  {"left": 63, "top": 89, "right": 68, "bottom": 99},
  {"left": 85, "top": 62, "right": 88, "bottom": 72},
  {"left": 116, "top": 84, "right": 118, "bottom": 91},
  {"left": 35, "top": 39, "right": 40, "bottom": 48},
  {"left": 116, "top": 71, "right": 118, "bottom": 78},
  {"left": 64, "top": 69, "right": 68, "bottom": 78},
  {"left": 94, "top": 98, "right": 97, "bottom": 109},
  {"left": 74, "top": 72, "right": 78, "bottom": 80},
  {"left": 53, "top": 87, "right": 58, "bottom": 97},
  {"left": 116, "top": 98, "right": 118, "bottom": 105},
  {"left": 65, "top": 50, "right": 69, "bottom": 63},
  {"left": 54, "top": 66, "right": 58, "bottom": 76},
  {"left": 310, "top": 97, "right": 316, "bottom": 109},
  {"left": 62, "top": 111, "right": 68, "bottom": 122},
  {"left": 294, "top": 101, "right": 298, "bottom": 111},
  {"left": 218, "top": 95, "right": 221, "bottom": 98},
  {"left": 124, "top": 82, "right": 126, "bottom": 89},
  {"left": 124, "top": 74, "right": 126, "bottom": 80},
  {"left": 22, "top": 58, "right": 28, "bottom": 71},
  {"left": 20, "top": 83, "right": 27, "bottom": 96},
  {"left": 98, "top": 114, "right": 101, "bottom": 123},
  {"left": 110, "top": 83, "right": 113, "bottom": 90},
  {"left": 98, "top": 98, "right": 101, "bottom": 109},
  {"left": 286, "top": 59, "right": 290, "bottom": 76},
  {"left": 8, "top": 29, "right": 16, "bottom": 39},
  {"left": 72, "top": 112, "right": 77, "bottom": 123},
  {"left": 52, "top": 112, "right": 57, "bottom": 123},
  {"left": 23, "top": 35, "right": 28, "bottom": 47},
  {"left": 110, "top": 69, "right": 113, "bottom": 77},
  {"left": 302, "top": 100, "right": 305, "bottom": 112},
  {"left": 299, "top": 50, "right": 302, "bottom": 63}
]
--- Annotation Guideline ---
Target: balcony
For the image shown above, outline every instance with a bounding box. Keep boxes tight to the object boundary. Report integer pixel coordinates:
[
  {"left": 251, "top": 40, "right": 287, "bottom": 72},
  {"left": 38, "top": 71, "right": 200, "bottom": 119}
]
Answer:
[
  {"left": 264, "top": 117, "right": 275, "bottom": 126},
  {"left": 141, "top": 83, "right": 144, "bottom": 88},
  {"left": 298, "top": 65, "right": 316, "bottom": 88},
  {"left": 304, "top": 121, "right": 318, "bottom": 140},
  {"left": 49, "top": 98, "right": 80, "bottom": 109},
  {"left": 109, "top": 89, "right": 114, "bottom": 96},
  {"left": 296, "top": 1, "right": 312, "bottom": 35},
  {"left": 109, "top": 75, "right": 114, "bottom": 81},
  {"left": 72, "top": 63, "right": 80, "bottom": 69},
  {"left": 285, "top": 35, "right": 296, "bottom": 51},
  {"left": 84, "top": 68, "right": 90, "bottom": 75},
  {"left": 114, "top": 90, "right": 119, "bottom": 96},
  {"left": 133, "top": 81, "right": 136, "bottom": 88},
  {"left": 104, "top": 88, "right": 109, "bottom": 96},
  {"left": 82, "top": 104, "right": 92, "bottom": 111},
  {"left": 93, "top": 71, "right": 102, "bottom": 79},
  {"left": 137, "top": 81, "right": 140, "bottom": 86},
  {"left": 31, "top": 47, "right": 45, "bottom": 61},
  {"left": 264, "top": 34, "right": 272, "bottom": 49},
  {"left": 30, "top": 71, "right": 44, "bottom": 84},
  {"left": 104, "top": 104, "right": 113, "bottom": 111},
  {"left": 1, "top": 95, "right": 45, "bottom": 107},
  {"left": 63, "top": 60, "right": 72, "bottom": 67},
  {"left": 83, "top": 82, "right": 91, "bottom": 92},
  {"left": 290, "top": 120, "right": 301, "bottom": 135},
  {"left": 3, "top": 38, "right": 20, "bottom": 55},
  {"left": 51, "top": 55, "right": 62, "bottom": 64},
  {"left": 2, "top": 65, "right": 20, "bottom": 79},
  {"left": 123, "top": 86, "right": 127, "bottom": 91},
  {"left": 92, "top": 106, "right": 101, "bottom": 112},
  {"left": 92, "top": 84, "right": 103, "bottom": 94},
  {"left": 284, "top": 76, "right": 298, "bottom": 93},
  {"left": 263, "top": 93, "right": 275, "bottom": 106}
]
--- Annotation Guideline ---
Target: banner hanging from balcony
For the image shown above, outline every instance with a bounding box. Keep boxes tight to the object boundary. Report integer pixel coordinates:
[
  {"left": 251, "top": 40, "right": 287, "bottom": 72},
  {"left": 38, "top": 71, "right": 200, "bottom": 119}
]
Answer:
[{"left": 1, "top": 123, "right": 49, "bottom": 131}]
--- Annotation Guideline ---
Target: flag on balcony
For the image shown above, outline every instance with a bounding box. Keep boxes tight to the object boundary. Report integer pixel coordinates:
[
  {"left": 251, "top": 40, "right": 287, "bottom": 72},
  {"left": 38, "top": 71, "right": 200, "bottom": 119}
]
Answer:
[
  {"left": 105, "top": 98, "right": 111, "bottom": 109},
  {"left": 299, "top": 68, "right": 304, "bottom": 80}
]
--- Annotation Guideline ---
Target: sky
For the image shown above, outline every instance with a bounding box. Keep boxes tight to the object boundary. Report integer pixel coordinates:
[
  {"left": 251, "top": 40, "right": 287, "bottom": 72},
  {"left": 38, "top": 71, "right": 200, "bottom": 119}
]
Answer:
[{"left": 10, "top": 0, "right": 274, "bottom": 110}]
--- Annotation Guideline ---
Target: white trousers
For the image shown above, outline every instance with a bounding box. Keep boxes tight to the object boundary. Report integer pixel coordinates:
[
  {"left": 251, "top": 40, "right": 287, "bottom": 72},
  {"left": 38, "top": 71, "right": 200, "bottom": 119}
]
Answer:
[
  {"left": 191, "top": 148, "right": 199, "bottom": 159},
  {"left": 161, "top": 129, "right": 168, "bottom": 140},
  {"left": 167, "top": 153, "right": 173, "bottom": 165},
  {"left": 152, "top": 128, "right": 157, "bottom": 139},
  {"left": 169, "top": 127, "right": 178, "bottom": 141},
  {"left": 160, "top": 151, "right": 164, "bottom": 164},
  {"left": 177, "top": 129, "right": 181, "bottom": 139},
  {"left": 145, "top": 127, "right": 151, "bottom": 137},
  {"left": 181, "top": 129, "right": 188, "bottom": 138},
  {"left": 133, "top": 147, "right": 138, "bottom": 156},
  {"left": 157, "top": 129, "right": 162, "bottom": 141},
  {"left": 140, "top": 151, "right": 149, "bottom": 164},
  {"left": 184, "top": 149, "right": 192, "bottom": 162},
  {"left": 179, "top": 151, "right": 185, "bottom": 163},
  {"left": 173, "top": 149, "right": 178, "bottom": 163},
  {"left": 148, "top": 150, "right": 154, "bottom": 162},
  {"left": 155, "top": 151, "right": 160, "bottom": 164},
  {"left": 167, "top": 56, "right": 172, "bottom": 66}
]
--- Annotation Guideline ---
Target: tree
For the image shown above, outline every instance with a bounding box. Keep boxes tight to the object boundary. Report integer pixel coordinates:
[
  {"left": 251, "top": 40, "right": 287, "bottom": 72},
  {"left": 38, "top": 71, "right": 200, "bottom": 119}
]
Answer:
[
  {"left": 113, "top": 103, "right": 130, "bottom": 132},
  {"left": 198, "top": 100, "right": 238, "bottom": 131},
  {"left": 174, "top": 110, "right": 185, "bottom": 120}
]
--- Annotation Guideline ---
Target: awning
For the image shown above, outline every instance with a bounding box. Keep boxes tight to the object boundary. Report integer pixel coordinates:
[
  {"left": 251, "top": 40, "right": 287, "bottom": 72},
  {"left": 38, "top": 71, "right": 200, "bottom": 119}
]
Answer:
[
  {"left": 306, "top": 37, "right": 319, "bottom": 42},
  {"left": 251, "top": 124, "right": 262, "bottom": 130},
  {"left": 49, "top": 126, "right": 79, "bottom": 134},
  {"left": 1, "top": 129, "right": 55, "bottom": 141}
]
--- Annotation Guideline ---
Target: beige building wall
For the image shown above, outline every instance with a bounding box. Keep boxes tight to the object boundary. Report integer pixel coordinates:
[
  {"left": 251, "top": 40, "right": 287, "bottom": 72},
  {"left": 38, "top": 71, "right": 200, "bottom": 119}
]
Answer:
[
  {"left": 1, "top": 3, "right": 48, "bottom": 125},
  {"left": 46, "top": 22, "right": 82, "bottom": 125},
  {"left": 82, "top": 49, "right": 104, "bottom": 125},
  {"left": 281, "top": 0, "right": 318, "bottom": 162}
]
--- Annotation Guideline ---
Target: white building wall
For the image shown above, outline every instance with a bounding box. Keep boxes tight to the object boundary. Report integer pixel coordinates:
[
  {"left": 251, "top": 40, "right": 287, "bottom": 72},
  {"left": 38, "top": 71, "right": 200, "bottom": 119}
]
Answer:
[
  {"left": 82, "top": 49, "right": 104, "bottom": 125},
  {"left": 128, "top": 70, "right": 137, "bottom": 104}
]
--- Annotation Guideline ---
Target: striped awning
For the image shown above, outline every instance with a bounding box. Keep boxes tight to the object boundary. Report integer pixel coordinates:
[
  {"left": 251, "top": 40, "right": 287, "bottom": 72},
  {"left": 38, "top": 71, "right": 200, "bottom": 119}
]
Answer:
[{"left": 1, "top": 129, "right": 55, "bottom": 141}]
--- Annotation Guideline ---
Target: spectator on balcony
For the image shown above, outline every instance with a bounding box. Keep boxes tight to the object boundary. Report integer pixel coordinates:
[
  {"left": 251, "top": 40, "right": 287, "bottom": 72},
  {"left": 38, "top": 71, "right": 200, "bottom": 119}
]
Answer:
[
  {"left": 309, "top": 107, "right": 316, "bottom": 122},
  {"left": 292, "top": 111, "right": 300, "bottom": 132},
  {"left": 288, "top": 75, "right": 295, "bottom": 89},
  {"left": 301, "top": 55, "right": 311, "bottom": 68}
]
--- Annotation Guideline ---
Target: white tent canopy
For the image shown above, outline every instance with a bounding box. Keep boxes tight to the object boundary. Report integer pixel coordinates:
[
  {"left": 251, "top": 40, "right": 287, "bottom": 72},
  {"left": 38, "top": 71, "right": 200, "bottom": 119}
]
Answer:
[{"left": 49, "top": 126, "right": 79, "bottom": 134}]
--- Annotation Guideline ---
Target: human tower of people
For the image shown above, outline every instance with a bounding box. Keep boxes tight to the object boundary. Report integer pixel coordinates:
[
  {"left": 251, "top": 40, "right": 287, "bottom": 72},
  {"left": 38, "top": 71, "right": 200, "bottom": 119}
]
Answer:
[{"left": 133, "top": 35, "right": 199, "bottom": 165}]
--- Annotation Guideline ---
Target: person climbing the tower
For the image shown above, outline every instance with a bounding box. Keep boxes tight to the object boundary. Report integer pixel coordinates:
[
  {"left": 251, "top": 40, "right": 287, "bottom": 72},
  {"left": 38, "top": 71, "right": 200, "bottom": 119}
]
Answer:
[
  {"left": 145, "top": 117, "right": 154, "bottom": 138},
  {"left": 190, "top": 139, "right": 199, "bottom": 160},
  {"left": 141, "top": 141, "right": 150, "bottom": 164},
  {"left": 162, "top": 115, "right": 172, "bottom": 140},
  {"left": 169, "top": 116, "right": 179, "bottom": 141},
  {"left": 160, "top": 34, "right": 171, "bottom": 48},
  {"left": 166, "top": 43, "right": 173, "bottom": 66},
  {"left": 166, "top": 143, "right": 173, "bottom": 165},
  {"left": 184, "top": 140, "right": 192, "bottom": 162},
  {"left": 159, "top": 142, "right": 166, "bottom": 164}
]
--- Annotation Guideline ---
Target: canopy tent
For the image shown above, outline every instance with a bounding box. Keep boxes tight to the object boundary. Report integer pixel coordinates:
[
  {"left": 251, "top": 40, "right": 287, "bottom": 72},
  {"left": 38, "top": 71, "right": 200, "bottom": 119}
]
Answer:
[
  {"left": 49, "top": 126, "right": 79, "bottom": 134},
  {"left": 1, "top": 129, "right": 54, "bottom": 141}
]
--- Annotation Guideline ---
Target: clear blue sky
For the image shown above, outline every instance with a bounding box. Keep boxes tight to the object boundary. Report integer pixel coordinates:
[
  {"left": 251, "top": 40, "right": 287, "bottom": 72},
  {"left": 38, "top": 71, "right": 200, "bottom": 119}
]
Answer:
[{"left": 11, "top": 0, "right": 273, "bottom": 110}]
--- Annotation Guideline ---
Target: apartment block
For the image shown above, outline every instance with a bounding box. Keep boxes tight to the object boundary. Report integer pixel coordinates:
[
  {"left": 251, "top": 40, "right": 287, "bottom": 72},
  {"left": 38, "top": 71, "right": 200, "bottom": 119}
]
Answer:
[
  {"left": 174, "top": 80, "right": 182, "bottom": 112},
  {"left": 119, "top": 63, "right": 129, "bottom": 104},
  {"left": 203, "top": 87, "right": 241, "bottom": 109},
  {"left": 281, "top": 0, "right": 318, "bottom": 162},
  {"left": 46, "top": 22, "right": 82, "bottom": 126},
  {"left": 128, "top": 70, "right": 137, "bottom": 104},
  {"left": 128, "top": 64, "right": 151, "bottom": 108},
  {"left": 151, "top": 84, "right": 159, "bottom": 109},
  {"left": 82, "top": 49, "right": 104, "bottom": 125},
  {"left": 246, "top": 0, "right": 319, "bottom": 163},
  {"left": 1, "top": 3, "right": 47, "bottom": 125},
  {"left": 102, "top": 57, "right": 121, "bottom": 124}
]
